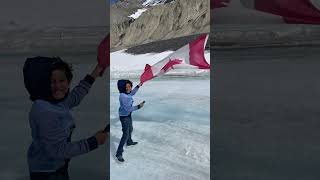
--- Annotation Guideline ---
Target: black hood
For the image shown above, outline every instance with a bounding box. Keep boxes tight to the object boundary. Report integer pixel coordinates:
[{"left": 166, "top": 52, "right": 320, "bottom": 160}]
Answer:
[
  {"left": 23, "top": 56, "right": 66, "bottom": 103},
  {"left": 117, "top": 79, "right": 132, "bottom": 94}
]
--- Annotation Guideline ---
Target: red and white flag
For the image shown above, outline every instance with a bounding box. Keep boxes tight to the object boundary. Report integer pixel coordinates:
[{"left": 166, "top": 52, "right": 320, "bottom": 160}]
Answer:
[
  {"left": 240, "top": 0, "right": 320, "bottom": 24},
  {"left": 140, "top": 34, "right": 210, "bottom": 84}
]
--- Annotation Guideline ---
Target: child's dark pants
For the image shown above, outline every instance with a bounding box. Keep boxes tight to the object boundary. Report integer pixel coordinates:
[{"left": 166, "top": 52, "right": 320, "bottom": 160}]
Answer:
[
  {"left": 116, "top": 114, "right": 134, "bottom": 156},
  {"left": 29, "top": 164, "right": 69, "bottom": 180}
]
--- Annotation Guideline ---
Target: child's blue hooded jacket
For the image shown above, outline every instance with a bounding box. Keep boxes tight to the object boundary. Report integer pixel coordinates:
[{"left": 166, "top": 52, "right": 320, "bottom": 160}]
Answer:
[
  {"left": 27, "top": 75, "right": 98, "bottom": 172},
  {"left": 24, "top": 57, "right": 98, "bottom": 172},
  {"left": 117, "top": 80, "right": 140, "bottom": 116}
]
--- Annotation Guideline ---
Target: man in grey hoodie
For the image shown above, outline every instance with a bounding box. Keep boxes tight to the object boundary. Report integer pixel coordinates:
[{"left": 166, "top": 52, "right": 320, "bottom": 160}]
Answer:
[{"left": 24, "top": 57, "right": 107, "bottom": 180}]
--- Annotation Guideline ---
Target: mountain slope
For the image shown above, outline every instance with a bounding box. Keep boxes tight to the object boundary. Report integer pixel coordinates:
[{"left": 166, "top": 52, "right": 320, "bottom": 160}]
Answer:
[{"left": 111, "top": 0, "right": 210, "bottom": 51}]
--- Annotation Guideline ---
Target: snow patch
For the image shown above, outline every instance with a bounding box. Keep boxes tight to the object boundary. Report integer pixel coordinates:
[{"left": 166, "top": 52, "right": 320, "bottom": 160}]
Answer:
[
  {"left": 142, "top": 0, "right": 171, "bottom": 7},
  {"left": 128, "top": 8, "right": 148, "bottom": 19}
]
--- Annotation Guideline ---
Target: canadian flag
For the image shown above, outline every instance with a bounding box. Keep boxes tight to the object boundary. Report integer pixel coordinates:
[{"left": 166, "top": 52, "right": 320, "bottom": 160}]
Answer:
[
  {"left": 140, "top": 34, "right": 210, "bottom": 84},
  {"left": 240, "top": 0, "right": 320, "bottom": 24},
  {"left": 97, "top": 34, "right": 110, "bottom": 69}
]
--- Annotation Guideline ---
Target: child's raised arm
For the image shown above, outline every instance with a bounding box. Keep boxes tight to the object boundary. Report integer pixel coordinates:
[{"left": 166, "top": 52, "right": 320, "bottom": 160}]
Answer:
[
  {"left": 62, "top": 64, "right": 105, "bottom": 109},
  {"left": 130, "top": 82, "right": 143, "bottom": 96}
]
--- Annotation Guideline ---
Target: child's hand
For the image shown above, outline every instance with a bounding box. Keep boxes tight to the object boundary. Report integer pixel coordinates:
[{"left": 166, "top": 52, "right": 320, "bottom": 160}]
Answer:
[
  {"left": 139, "top": 101, "right": 145, "bottom": 108},
  {"left": 138, "top": 82, "right": 143, "bottom": 87},
  {"left": 90, "top": 64, "right": 106, "bottom": 78},
  {"left": 95, "top": 130, "right": 108, "bottom": 145}
]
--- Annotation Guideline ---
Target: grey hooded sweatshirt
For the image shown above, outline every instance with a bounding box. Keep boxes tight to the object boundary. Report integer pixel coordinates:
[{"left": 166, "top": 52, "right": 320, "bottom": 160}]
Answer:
[{"left": 27, "top": 75, "right": 98, "bottom": 172}]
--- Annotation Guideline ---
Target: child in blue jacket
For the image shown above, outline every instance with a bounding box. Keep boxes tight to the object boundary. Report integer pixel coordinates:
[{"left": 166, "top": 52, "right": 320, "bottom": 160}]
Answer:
[
  {"left": 116, "top": 80, "right": 145, "bottom": 162},
  {"left": 24, "top": 57, "right": 107, "bottom": 180}
]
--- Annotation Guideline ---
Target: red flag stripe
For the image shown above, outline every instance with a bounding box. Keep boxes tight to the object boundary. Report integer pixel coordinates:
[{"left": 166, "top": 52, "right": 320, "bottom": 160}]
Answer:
[
  {"left": 240, "top": 0, "right": 320, "bottom": 24},
  {"left": 189, "top": 34, "right": 210, "bottom": 69}
]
